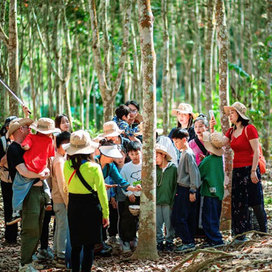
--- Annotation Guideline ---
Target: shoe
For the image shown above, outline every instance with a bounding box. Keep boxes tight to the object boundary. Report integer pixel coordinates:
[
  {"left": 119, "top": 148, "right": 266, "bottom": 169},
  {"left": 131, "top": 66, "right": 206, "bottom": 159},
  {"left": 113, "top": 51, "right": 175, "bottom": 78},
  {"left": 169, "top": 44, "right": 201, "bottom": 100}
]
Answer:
[
  {"left": 233, "top": 237, "right": 250, "bottom": 244},
  {"left": 37, "top": 248, "right": 54, "bottom": 260},
  {"left": 19, "top": 263, "right": 38, "bottom": 272},
  {"left": 55, "top": 257, "right": 66, "bottom": 268},
  {"left": 157, "top": 242, "right": 164, "bottom": 251},
  {"left": 6, "top": 214, "right": 21, "bottom": 225},
  {"left": 164, "top": 241, "right": 174, "bottom": 252},
  {"left": 122, "top": 241, "right": 131, "bottom": 253},
  {"left": 175, "top": 243, "right": 196, "bottom": 253},
  {"left": 108, "top": 236, "right": 117, "bottom": 244},
  {"left": 202, "top": 241, "right": 225, "bottom": 248},
  {"left": 130, "top": 238, "right": 138, "bottom": 251},
  {"left": 31, "top": 261, "right": 44, "bottom": 270}
]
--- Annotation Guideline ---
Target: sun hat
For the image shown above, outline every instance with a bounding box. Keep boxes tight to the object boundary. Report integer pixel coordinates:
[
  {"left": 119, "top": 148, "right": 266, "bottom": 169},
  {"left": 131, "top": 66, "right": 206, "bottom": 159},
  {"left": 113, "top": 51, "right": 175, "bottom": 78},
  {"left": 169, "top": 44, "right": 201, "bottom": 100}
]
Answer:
[
  {"left": 172, "top": 103, "right": 193, "bottom": 116},
  {"left": 65, "top": 130, "right": 99, "bottom": 156},
  {"left": 99, "top": 121, "right": 123, "bottom": 138},
  {"left": 203, "top": 131, "right": 224, "bottom": 156},
  {"left": 155, "top": 144, "right": 172, "bottom": 161},
  {"left": 99, "top": 144, "right": 123, "bottom": 159},
  {"left": 224, "top": 102, "right": 249, "bottom": 120},
  {"left": 30, "top": 118, "right": 61, "bottom": 135},
  {"left": 8, "top": 118, "right": 34, "bottom": 138}
]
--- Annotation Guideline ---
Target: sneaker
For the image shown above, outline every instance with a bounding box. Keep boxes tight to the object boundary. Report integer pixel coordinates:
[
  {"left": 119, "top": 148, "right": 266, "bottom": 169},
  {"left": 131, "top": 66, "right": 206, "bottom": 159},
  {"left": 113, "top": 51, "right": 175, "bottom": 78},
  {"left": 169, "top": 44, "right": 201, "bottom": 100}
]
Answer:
[
  {"left": 122, "top": 241, "right": 131, "bottom": 253},
  {"left": 19, "top": 263, "right": 38, "bottom": 272},
  {"left": 164, "top": 241, "right": 174, "bottom": 252},
  {"left": 37, "top": 248, "right": 54, "bottom": 260},
  {"left": 55, "top": 257, "right": 66, "bottom": 268},
  {"left": 6, "top": 214, "right": 21, "bottom": 226},
  {"left": 108, "top": 236, "right": 117, "bottom": 244},
  {"left": 130, "top": 238, "right": 138, "bottom": 251},
  {"left": 202, "top": 241, "right": 225, "bottom": 248},
  {"left": 175, "top": 243, "right": 196, "bottom": 253},
  {"left": 233, "top": 237, "right": 250, "bottom": 244},
  {"left": 31, "top": 261, "right": 44, "bottom": 270},
  {"left": 157, "top": 242, "right": 164, "bottom": 251}
]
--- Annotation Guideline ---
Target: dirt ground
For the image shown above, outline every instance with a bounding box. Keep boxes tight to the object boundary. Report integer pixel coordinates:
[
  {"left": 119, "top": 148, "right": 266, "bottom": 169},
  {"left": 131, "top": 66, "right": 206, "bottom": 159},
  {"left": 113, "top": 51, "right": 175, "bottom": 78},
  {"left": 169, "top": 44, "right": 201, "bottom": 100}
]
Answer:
[{"left": 0, "top": 178, "right": 271, "bottom": 272}]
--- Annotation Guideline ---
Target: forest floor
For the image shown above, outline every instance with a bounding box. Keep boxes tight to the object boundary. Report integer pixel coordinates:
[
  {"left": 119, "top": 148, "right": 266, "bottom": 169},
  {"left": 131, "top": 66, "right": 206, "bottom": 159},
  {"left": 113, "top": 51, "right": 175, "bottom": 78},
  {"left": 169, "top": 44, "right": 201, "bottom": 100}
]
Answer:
[{"left": 0, "top": 174, "right": 271, "bottom": 272}]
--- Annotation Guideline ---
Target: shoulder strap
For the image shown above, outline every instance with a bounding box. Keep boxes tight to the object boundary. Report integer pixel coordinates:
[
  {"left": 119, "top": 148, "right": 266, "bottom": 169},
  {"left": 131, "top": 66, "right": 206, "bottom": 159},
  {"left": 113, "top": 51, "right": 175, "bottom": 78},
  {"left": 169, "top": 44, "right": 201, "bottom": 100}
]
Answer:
[
  {"left": 194, "top": 137, "right": 209, "bottom": 156},
  {"left": 76, "top": 169, "right": 96, "bottom": 194}
]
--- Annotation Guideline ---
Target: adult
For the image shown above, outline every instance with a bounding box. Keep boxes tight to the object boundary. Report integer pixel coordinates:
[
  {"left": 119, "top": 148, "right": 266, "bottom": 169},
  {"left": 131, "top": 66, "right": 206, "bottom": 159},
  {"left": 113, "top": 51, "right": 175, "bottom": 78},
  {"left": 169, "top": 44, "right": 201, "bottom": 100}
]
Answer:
[
  {"left": 125, "top": 100, "right": 143, "bottom": 128},
  {"left": 211, "top": 102, "right": 267, "bottom": 240},
  {"left": 7, "top": 118, "right": 49, "bottom": 272},
  {"left": 0, "top": 116, "right": 17, "bottom": 244},
  {"left": 63, "top": 130, "right": 109, "bottom": 272},
  {"left": 169, "top": 103, "right": 195, "bottom": 141},
  {"left": 52, "top": 131, "right": 70, "bottom": 267},
  {"left": 55, "top": 114, "right": 70, "bottom": 132}
]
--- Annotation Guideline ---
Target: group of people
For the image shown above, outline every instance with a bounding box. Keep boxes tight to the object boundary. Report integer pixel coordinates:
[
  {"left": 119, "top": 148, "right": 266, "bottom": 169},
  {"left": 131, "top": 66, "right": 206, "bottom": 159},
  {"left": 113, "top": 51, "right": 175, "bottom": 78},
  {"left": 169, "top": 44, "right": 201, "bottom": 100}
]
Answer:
[{"left": 0, "top": 99, "right": 267, "bottom": 272}]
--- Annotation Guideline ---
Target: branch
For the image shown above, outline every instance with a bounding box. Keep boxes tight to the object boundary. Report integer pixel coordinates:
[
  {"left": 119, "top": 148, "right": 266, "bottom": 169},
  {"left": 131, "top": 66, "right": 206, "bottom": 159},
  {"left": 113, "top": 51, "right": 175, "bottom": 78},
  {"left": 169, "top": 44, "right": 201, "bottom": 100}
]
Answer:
[{"left": 0, "top": 24, "right": 9, "bottom": 47}]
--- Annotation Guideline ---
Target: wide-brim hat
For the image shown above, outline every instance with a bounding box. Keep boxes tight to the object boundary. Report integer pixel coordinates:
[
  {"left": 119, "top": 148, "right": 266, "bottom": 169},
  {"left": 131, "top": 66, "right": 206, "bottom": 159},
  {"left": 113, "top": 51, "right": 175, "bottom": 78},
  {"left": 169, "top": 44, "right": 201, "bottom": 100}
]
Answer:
[
  {"left": 155, "top": 143, "right": 172, "bottom": 161},
  {"left": 30, "top": 117, "right": 61, "bottom": 134},
  {"left": 203, "top": 131, "right": 224, "bottom": 156},
  {"left": 172, "top": 103, "right": 193, "bottom": 116},
  {"left": 8, "top": 118, "right": 34, "bottom": 138},
  {"left": 65, "top": 130, "right": 99, "bottom": 156},
  {"left": 99, "top": 121, "right": 123, "bottom": 138},
  {"left": 99, "top": 145, "right": 123, "bottom": 159},
  {"left": 224, "top": 102, "right": 249, "bottom": 120}
]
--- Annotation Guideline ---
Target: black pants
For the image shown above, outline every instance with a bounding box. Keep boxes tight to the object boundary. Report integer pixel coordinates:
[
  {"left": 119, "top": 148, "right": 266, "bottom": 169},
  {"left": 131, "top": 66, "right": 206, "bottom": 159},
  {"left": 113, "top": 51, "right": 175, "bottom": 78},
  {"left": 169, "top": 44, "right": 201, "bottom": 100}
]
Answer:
[
  {"left": 71, "top": 244, "right": 94, "bottom": 272},
  {"left": 0, "top": 181, "right": 18, "bottom": 243},
  {"left": 108, "top": 201, "right": 118, "bottom": 237},
  {"left": 40, "top": 209, "right": 53, "bottom": 249}
]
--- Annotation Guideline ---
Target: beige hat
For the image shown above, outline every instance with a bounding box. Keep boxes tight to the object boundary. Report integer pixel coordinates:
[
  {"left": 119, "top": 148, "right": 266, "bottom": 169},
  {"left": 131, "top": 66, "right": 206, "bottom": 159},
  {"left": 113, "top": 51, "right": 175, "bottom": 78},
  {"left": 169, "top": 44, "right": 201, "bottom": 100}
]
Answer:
[
  {"left": 203, "top": 131, "right": 224, "bottom": 156},
  {"left": 172, "top": 103, "right": 193, "bottom": 116},
  {"left": 224, "top": 102, "right": 249, "bottom": 120},
  {"left": 99, "top": 121, "right": 123, "bottom": 138},
  {"left": 8, "top": 118, "right": 34, "bottom": 137},
  {"left": 99, "top": 144, "right": 123, "bottom": 159},
  {"left": 30, "top": 118, "right": 61, "bottom": 135},
  {"left": 65, "top": 130, "right": 99, "bottom": 156},
  {"left": 155, "top": 144, "right": 172, "bottom": 161}
]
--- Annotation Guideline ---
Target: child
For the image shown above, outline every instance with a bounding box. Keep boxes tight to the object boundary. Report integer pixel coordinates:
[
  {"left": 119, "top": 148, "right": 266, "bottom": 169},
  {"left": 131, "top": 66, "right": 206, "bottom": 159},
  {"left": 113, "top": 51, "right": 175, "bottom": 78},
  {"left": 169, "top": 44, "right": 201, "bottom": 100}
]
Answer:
[
  {"left": 199, "top": 131, "right": 225, "bottom": 247},
  {"left": 155, "top": 144, "right": 177, "bottom": 252},
  {"left": 112, "top": 104, "right": 139, "bottom": 139},
  {"left": 120, "top": 141, "right": 142, "bottom": 253},
  {"left": 7, "top": 118, "right": 60, "bottom": 225},
  {"left": 171, "top": 128, "right": 202, "bottom": 252}
]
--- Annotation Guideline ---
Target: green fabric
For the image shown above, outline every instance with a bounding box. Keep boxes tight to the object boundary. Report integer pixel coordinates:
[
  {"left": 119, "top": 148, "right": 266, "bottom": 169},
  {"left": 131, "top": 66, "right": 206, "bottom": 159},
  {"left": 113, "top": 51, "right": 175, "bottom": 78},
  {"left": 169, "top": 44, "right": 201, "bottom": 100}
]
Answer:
[
  {"left": 64, "top": 160, "right": 109, "bottom": 219},
  {"left": 21, "top": 186, "right": 45, "bottom": 265},
  {"left": 199, "top": 155, "right": 224, "bottom": 200},
  {"left": 156, "top": 163, "right": 177, "bottom": 206}
]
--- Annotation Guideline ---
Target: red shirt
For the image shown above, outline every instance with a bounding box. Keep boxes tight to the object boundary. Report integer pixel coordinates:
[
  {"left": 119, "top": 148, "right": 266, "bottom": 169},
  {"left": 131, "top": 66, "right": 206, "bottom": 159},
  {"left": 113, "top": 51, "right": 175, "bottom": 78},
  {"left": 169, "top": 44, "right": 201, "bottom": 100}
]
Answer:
[
  {"left": 225, "top": 124, "right": 258, "bottom": 168},
  {"left": 22, "top": 133, "right": 55, "bottom": 173}
]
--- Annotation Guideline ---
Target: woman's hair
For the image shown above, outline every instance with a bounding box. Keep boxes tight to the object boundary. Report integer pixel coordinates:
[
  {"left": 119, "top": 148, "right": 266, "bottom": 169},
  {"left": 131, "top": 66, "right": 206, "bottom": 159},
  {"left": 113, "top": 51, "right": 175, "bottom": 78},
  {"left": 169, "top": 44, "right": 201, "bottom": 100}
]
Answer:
[
  {"left": 171, "top": 128, "right": 189, "bottom": 140},
  {"left": 55, "top": 114, "right": 69, "bottom": 129},
  {"left": 0, "top": 116, "right": 17, "bottom": 136},
  {"left": 56, "top": 131, "right": 71, "bottom": 148},
  {"left": 68, "top": 153, "right": 93, "bottom": 171},
  {"left": 177, "top": 113, "right": 194, "bottom": 129},
  {"left": 125, "top": 100, "right": 140, "bottom": 111},
  {"left": 232, "top": 113, "right": 250, "bottom": 129},
  {"left": 194, "top": 113, "right": 208, "bottom": 127},
  {"left": 99, "top": 138, "right": 115, "bottom": 147}
]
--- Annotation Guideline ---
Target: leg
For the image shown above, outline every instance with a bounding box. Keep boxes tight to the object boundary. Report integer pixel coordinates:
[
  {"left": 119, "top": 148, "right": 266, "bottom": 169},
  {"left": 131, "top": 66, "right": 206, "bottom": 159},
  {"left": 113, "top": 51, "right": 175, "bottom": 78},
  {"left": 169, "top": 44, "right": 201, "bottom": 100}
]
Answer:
[
  {"left": 71, "top": 244, "right": 82, "bottom": 272},
  {"left": 40, "top": 209, "right": 52, "bottom": 250},
  {"left": 81, "top": 244, "right": 94, "bottom": 272},
  {"left": 108, "top": 202, "right": 118, "bottom": 238},
  {"left": 162, "top": 205, "right": 175, "bottom": 243},
  {"left": 156, "top": 205, "right": 164, "bottom": 244}
]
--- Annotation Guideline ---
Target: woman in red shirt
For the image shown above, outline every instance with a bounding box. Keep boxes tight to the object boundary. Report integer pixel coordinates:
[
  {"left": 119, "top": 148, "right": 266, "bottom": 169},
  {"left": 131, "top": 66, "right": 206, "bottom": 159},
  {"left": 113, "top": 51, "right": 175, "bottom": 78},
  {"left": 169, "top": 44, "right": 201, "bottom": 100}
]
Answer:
[{"left": 211, "top": 102, "right": 267, "bottom": 241}]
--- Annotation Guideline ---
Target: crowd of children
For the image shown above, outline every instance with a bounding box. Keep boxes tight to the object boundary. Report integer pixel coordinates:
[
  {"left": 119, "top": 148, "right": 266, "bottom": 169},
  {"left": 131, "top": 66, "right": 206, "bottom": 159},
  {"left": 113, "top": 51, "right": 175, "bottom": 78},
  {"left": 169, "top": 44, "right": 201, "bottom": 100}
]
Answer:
[{"left": 0, "top": 100, "right": 267, "bottom": 271}]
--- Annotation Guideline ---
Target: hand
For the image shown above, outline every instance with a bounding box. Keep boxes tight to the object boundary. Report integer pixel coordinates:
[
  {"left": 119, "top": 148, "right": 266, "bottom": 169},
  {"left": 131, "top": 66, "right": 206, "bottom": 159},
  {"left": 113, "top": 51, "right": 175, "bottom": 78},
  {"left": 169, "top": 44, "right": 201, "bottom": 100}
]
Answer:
[
  {"left": 135, "top": 184, "right": 142, "bottom": 191},
  {"left": 251, "top": 171, "right": 259, "bottom": 184},
  {"left": 189, "top": 193, "right": 196, "bottom": 202},
  {"left": 209, "top": 117, "right": 216, "bottom": 133},
  {"left": 128, "top": 194, "right": 136, "bottom": 203},
  {"left": 199, "top": 154, "right": 206, "bottom": 161},
  {"left": 0, "top": 155, "right": 7, "bottom": 167},
  {"left": 22, "top": 105, "right": 30, "bottom": 118},
  {"left": 127, "top": 184, "right": 142, "bottom": 192},
  {"left": 110, "top": 197, "right": 117, "bottom": 209},
  {"left": 39, "top": 168, "right": 50, "bottom": 180},
  {"left": 102, "top": 218, "right": 109, "bottom": 228},
  {"left": 105, "top": 184, "right": 118, "bottom": 190}
]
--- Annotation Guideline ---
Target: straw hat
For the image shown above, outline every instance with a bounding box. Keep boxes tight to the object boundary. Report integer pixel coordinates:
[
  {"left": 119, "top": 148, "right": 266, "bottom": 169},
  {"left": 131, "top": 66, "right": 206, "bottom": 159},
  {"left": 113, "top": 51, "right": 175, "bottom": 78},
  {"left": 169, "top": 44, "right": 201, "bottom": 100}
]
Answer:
[
  {"left": 224, "top": 102, "right": 249, "bottom": 120},
  {"left": 155, "top": 144, "right": 172, "bottom": 161},
  {"left": 99, "top": 121, "right": 123, "bottom": 138},
  {"left": 30, "top": 118, "right": 61, "bottom": 135},
  {"left": 65, "top": 130, "right": 99, "bottom": 156},
  {"left": 172, "top": 103, "right": 193, "bottom": 116},
  {"left": 203, "top": 131, "right": 224, "bottom": 156},
  {"left": 8, "top": 118, "right": 34, "bottom": 137},
  {"left": 99, "top": 144, "right": 123, "bottom": 159}
]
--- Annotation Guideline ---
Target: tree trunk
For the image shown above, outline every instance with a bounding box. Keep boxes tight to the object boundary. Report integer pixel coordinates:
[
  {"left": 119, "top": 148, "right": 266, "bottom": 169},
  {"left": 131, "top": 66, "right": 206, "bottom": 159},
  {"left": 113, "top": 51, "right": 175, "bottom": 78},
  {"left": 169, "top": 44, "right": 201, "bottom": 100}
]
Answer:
[
  {"left": 215, "top": 0, "right": 232, "bottom": 232},
  {"left": 132, "top": 0, "right": 158, "bottom": 260},
  {"left": 8, "top": 0, "right": 19, "bottom": 116}
]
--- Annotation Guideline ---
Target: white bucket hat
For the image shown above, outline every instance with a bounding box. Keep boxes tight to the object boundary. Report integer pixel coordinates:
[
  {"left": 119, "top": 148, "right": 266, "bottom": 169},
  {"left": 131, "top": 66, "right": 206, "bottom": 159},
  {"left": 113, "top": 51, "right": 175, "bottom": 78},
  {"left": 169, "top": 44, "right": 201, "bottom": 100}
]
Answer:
[
  {"left": 65, "top": 130, "right": 99, "bottom": 156},
  {"left": 172, "top": 103, "right": 193, "bottom": 116},
  {"left": 155, "top": 144, "right": 172, "bottom": 161},
  {"left": 203, "top": 131, "right": 224, "bottom": 156},
  {"left": 99, "top": 121, "right": 123, "bottom": 138},
  {"left": 30, "top": 118, "right": 61, "bottom": 135},
  {"left": 99, "top": 144, "right": 123, "bottom": 159}
]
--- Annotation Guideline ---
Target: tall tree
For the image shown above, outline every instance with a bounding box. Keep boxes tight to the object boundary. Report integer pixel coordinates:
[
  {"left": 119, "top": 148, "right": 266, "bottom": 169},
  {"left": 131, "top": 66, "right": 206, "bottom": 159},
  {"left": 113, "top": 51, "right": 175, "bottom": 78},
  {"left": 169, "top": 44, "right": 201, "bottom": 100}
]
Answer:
[
  {"left": 132, "top": 0, "right": 158, "bottom": 260},
  {"left": 215, "top": 0, "right": 232, "bottom": 231}
]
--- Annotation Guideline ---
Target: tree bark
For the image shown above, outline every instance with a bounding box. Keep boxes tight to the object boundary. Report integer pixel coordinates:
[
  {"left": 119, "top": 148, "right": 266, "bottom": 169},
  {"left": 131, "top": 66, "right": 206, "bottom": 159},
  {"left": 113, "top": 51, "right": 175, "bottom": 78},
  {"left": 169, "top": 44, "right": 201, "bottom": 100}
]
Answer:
[
  {"left": 215, "top": 0, "right": 232, "bottom": 231},
  {"left": 132, "top": 0, "right": 158, "bottom": 260}
]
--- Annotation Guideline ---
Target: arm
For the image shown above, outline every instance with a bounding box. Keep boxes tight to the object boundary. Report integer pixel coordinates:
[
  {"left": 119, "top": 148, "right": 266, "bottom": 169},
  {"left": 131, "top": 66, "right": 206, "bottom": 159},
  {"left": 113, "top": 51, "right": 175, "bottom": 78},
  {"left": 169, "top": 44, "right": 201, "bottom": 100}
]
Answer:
[
  {"left": 16, "top": 163, "right": 49, "bottom": 179},
  {"left": 54, "top": 160, "right": 68, "bottom": 206},
  {"left": 249, "top": 138, "right": 260, "bottom": 184}
]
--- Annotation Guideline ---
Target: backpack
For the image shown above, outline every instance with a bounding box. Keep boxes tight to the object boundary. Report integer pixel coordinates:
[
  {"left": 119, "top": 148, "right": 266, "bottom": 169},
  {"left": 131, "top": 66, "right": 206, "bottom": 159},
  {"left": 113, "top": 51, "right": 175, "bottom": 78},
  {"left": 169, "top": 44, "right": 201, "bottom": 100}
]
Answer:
[{"left": 0, "top": 136, "right": 12, "bottom": 183}]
